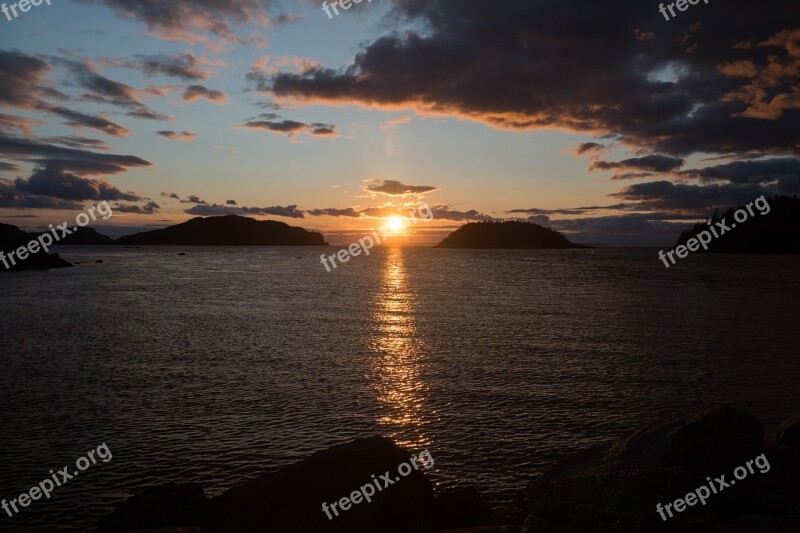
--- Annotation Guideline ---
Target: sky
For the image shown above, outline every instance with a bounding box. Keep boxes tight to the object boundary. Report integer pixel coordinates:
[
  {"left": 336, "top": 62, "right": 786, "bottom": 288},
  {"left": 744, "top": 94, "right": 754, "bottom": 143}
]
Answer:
[{"left": 0, "top": 0, "right": 798, "bottom": 245}]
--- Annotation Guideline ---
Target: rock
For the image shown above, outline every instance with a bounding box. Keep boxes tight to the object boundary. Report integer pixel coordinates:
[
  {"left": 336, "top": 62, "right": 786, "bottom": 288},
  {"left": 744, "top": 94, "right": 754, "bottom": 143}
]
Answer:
[
  {"left": 100, "top": 437, "right": 434, "bottom": 533},
  {"left": 177, "top": 253, "right": 186, "bottom": 256},
  {"left": 207, "top": 436, "right": 433, "bottom": 532},
  {"left": 96, "top": 260, "right": 104, "bottom": 263},
  {"left": 524, "top": 408, "right": 776, "bottom": 531},
  {"left": 772, "top": 414, "right": 800, "bottom": 448},
  {"left": 97, "top": 483, "right": 207, "bottom": 533},
  {"left": 432, "top": 487, "right": 505, "bottom": 531}
]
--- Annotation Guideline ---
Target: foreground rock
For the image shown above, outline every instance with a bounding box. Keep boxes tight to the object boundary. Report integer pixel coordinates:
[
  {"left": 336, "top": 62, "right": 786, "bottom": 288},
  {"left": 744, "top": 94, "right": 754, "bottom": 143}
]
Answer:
[
  {"left": 525, "top": 407, "right": 800, "bottom": 531},
  {"left": 99, "top": 409, "right": 800, "bottom": 532},
  {"left": 99, "top": 437, "right": 439, "bottom": 533}
]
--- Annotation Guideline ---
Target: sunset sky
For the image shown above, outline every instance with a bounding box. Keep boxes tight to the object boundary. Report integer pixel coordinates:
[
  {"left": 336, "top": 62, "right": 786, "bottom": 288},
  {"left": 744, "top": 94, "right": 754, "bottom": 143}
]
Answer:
[{"left": 1, "top": 0, "right": 798, "bottom": 244}]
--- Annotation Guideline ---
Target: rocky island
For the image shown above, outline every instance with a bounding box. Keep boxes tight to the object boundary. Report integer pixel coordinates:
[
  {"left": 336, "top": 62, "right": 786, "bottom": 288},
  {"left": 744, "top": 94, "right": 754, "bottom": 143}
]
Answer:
[
  {"left": 436, "top": 221, "right": 585, "bottom": 249},
  {"left": 0, "top": 223, "right": 72, "bottom": 272},
  {"left": 115, "top": 216, "right": 328, "bottom": 246}
]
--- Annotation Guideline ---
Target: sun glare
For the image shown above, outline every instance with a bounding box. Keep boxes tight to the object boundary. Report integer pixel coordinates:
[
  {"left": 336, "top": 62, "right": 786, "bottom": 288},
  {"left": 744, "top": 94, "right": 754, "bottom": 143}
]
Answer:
[{"left": 387, "top": 217, "right": 406, "bottom": 234}]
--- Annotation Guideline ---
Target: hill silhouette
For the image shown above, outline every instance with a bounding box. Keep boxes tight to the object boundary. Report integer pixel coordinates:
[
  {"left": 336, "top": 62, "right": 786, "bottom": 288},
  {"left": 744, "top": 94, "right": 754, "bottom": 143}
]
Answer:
[
  {"left": 436, "top": 221, "right": 585, "bottom": 249},
  {"left": 675, "top": 195, "right": 800, "bottom": 253},
  {"left": 115, "top": 216, "right": 327, "bottom": 246},
  {"left": 28, "top": 227, "right": 114, "bottom": 245},
  {"left": 0, "top": 223, "right": 72, "bottom": 272}
]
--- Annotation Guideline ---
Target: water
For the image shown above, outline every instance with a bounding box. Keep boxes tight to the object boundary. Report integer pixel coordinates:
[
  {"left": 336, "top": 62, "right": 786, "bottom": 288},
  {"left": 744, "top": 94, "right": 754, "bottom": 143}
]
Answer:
[{"left": 1, "top": 246, "right": 799, "bottom": 531}]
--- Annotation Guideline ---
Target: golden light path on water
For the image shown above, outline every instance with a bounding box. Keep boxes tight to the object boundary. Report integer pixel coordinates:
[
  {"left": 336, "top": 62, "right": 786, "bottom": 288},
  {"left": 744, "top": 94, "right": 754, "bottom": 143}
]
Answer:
[{"left": 368, "top": 247, "right": 433, "bottom": 451}]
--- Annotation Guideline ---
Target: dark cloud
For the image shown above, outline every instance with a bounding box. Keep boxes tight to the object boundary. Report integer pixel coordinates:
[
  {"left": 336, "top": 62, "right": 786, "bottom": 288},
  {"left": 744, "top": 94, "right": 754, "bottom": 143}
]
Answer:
[
  {"left": 41, "top": 135, "right": 111, "bottom": 150},
  {"left": 610, "top": 172, "right": 655, "bottom": 181},
  {"left": 182, "top": 85, "right": 229, "bottom": 104},
  {"left": 181, "top": 195, "right": 208, "bottom": 205},
  {"left": 184, "top": 203, "right": 305, "bottom": 218},
  {"left": 161, "top": 191, "right": 181, "bottom": 199},
  {"left": 114, "top": 201, "right": 160, "bottom": 214},
  {"left": 679, "top": 157, "right": 800, "bottom": 185},
  {"left": 226, "top": 199, "right": 238, "bottom": 205},
  {"left": 37, "top": 104, "right": 131, "bottom": 137},
  {"left": 157, "top": 130, "right": 198, "bottom": 141},
  {"left": 590, "top": 155, "right": 685, "bottom": 173},
  {"left": 428, "top": 205, "right": 494, "bottom": 221},
  {"left": 15, "top": 165, "right": 141, "bottom": 201},
  {"left": 77, "top": 0, "right": 276, "bottom": 44},
  {"left": 0, "top": 135, "right": 151, "bottom": 175},
  {"left": 0, "top": 162, "right": 21, "bottom": 173},
  {"left": 306, "top": 207, "right": 361, "bottom": 218},
  {"left": 361, "top": 179, "right": 437, "bottom": 197},
  {"left": 0, "top": 49, "right": 50, "bottom": 107},
  {"left": 240, "top": 114, "right": 338, "bottom": 138},
  {"left": 54, "top": 56, "right": 173, "bottom": 122},
  {"left": 573, "top": 142, "right": 608, "bottom": 157},
  {"left": 609, "top": 180, "right": 775, "bottom": 212},
  {"left": 0, "top": 179, "right": 85, "bottom": 210},
  {"left": 269, "top": 0, "right": 800, "bottom": 157},
  {"left": 108, "top": 52, "right": 210, "bottom": 80}
]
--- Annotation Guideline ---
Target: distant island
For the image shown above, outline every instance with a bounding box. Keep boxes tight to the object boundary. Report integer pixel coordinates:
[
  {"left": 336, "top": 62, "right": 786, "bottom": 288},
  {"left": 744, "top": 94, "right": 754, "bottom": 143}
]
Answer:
[
  {"left": 0, "top": 223, "right": 72, "bottom": 272},
  {"left": 675, "top": 195, "right": 800, "bottom": 253},
  {"left": 115, "top": 216, "right": 328, "bottom": 246},
  {"left": 436, "top": 221, "right": 585, "bottom": 249}
]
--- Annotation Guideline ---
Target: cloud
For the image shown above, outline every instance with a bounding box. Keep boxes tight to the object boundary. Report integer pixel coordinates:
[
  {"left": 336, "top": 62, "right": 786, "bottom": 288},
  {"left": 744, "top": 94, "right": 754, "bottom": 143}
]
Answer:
[
  {"left": 157, "top": 130, "right": 198, "bottom": 141},
  {"left": 181, "top": 195, "right": 207, "bottom": 205},
  {"left": 161, "top": 191, "right": 180, "bottom": 199},
  {"left": 0, "top": 178, "right": 85, "bottom": 210},
  {"left": 0, "top": 134, "right": 151, "bottom": 175},
  {"left": 77, "top": 0, "right": 276, "bottom": 47},
  {"left": 184, "top": 203, "right": 305, "bottom": 218},
  {"left": 240, "top": 114, "right": 338, "bottom": 138},
  {"left": 182, "top": 84, "right": 229, "bottom": 104},
  {"left": 573, "top": 142, "right": 608, "bottom": 157},
  {"left": 106, "top": 52, "right": 211, "bottom": 80},
  {"left": 114, "top": 201, "right": 160, "bottom": 214},
  {"left": 15, "top": 165, "right": 141, "bottom": 201},
  {"left": 306, "top": 207, "right": 361, "bottom": 218},
  {"left": 38, "top": 104, "right": 131, "bottom": 137},
  {"left": 0, "top": 162, "right": 21, "bottom": 173},
  {"left": 609, "top": 180, "right": 776, "bottom": 212},
  {"left": 590, "top": 155, "right": 686, "bottom": 173},
  {"left": 53, "top": 56, "right": 173, "bottom": 122},
  {"left": 226, "top": 199, "right": 237, "bottom": 205},
  {"left": 268, "top": 0, "right": 800, "bottom": 157},
  {"left": 679, "top": 157, "right": 800, "bottom": 185},
  {"left": 361, "top": 179, "right": 438, "bottom": 197}
]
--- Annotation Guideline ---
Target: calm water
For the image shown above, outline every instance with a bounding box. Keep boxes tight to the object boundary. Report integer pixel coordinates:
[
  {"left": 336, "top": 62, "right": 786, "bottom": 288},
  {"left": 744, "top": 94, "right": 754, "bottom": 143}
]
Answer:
[{"left": 1, "top": 246, "right": 799, "bottom": 531}]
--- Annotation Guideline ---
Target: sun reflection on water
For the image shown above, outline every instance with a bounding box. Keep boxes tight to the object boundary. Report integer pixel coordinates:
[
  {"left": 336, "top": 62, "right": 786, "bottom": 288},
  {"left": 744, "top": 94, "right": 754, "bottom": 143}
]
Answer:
[{"left": 368, "top": 247, "right": 432, "bottom": 450}]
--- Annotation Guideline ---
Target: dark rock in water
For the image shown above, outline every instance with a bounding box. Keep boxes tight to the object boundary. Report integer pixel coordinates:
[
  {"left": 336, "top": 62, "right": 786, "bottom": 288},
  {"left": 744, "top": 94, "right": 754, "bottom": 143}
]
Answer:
[
  {"left": 433, "top": 487, "right": 507, "bottom": 531},
  {"left": 96, "top": 260, "right": 104, "bottom": 263},
  {"left": 178, "top": 253, "right": 186, "bottom": 256},
  {"left": 97, "top": 483, "right": 207, "bottom": 533}
]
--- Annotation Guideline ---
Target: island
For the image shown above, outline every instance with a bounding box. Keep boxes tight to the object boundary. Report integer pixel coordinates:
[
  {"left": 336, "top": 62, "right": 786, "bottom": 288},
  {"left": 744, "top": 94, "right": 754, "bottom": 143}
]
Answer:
[
  {"left": 115, "top": 215, "right": 328, "bottom": 246},
  {"left": 675, "top": 195, "right": 800, "bottom": 253},
  {"left": 436, "top": 221, "right": 585, "bottom": 249},
  {"left": 0, "top": 223, "right": 72, "bottom": 272}
]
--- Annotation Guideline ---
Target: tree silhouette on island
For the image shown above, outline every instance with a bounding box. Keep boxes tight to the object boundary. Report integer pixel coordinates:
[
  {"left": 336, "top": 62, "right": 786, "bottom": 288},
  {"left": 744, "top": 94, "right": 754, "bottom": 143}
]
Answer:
[{"left": 436, "top": 221, "right": 585, "bottom": 249}]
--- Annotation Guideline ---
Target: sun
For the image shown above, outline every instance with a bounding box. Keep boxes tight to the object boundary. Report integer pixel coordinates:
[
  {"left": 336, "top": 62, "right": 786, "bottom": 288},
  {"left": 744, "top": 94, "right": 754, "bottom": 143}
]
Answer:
[{"left": 386, "top": 217, "right": 406, "bottom": 234}]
